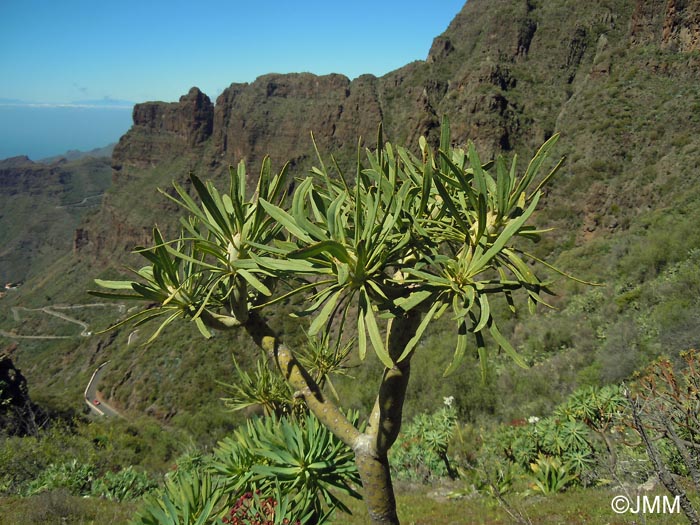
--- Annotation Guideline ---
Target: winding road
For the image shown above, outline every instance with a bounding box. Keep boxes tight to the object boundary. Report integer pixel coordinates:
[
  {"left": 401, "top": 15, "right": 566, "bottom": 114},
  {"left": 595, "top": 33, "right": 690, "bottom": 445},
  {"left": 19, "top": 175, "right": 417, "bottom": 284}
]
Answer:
[
  {"left": 0, "top": 303, "right": 125, "bottom": 340},
  {"left": 0, "top": 302, "right": 126, "bottom": 417},
  {"left": 84, "top": 361, "right": 121, "bottom": 417}
]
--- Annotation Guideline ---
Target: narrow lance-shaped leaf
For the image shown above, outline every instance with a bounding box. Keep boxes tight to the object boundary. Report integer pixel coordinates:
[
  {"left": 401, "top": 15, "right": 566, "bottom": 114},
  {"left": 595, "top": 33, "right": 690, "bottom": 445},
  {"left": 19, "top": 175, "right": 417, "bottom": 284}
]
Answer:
[
  {"left": 469, "top": 191, "right": 541, "bottom": 275},
  {"left": 288, "top": 240, "right": 352, "bottom": 265},
  {"left": 397, "top": 300, "right": 442, "bottom": 362},
  {"left": 511, "top": 133, "right": 559, "bottom": 206},
  {"left": 473, "top": 293, "right": 490, "bottom": 333},
  {"left": 357, "top": 312, "right": 367, "bottom": 361},
  {"left": 360, "top": 288, "right": 393, "bottom": 368},
  {"left": 489, "top": 317, "right": 528, "bottom": 368},
  {"left": 190, "top": 174, "right": 233, "bottom": 238},
  {"left": 93, "top": 278, "right": 137, "bottom": 290},
  {"left": 259, "top": 198, "right": 313, "bottom": 243},
  {"left": 443, "top": 319, "right": 468, "bottom": 377},
  {"left": 308, "top": 288, "right": 343, "bottom": 337}
]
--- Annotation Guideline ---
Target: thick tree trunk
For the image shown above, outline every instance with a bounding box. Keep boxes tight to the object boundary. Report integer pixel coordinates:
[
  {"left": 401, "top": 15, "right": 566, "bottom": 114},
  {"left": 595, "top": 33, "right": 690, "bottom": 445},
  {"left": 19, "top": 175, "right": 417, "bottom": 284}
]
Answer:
[
  {"left": 244, "top": 311, "right": 420, "bottom": 525},
  {"left": 354, "top": 442, "right": 400, "bottom": 524}
]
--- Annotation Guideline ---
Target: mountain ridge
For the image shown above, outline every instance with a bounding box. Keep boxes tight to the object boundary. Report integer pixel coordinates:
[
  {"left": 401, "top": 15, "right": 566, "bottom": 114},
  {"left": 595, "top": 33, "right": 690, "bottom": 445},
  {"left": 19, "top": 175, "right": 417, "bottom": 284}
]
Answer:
[{"left": 2, "top": 0, "right": 700, "bottom": 430}]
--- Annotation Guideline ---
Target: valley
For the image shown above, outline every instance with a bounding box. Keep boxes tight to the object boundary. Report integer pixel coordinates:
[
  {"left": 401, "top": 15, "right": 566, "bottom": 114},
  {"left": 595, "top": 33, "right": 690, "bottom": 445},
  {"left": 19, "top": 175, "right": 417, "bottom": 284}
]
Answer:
[{"left": 1, "top": 0, "right": 700, "bottom": 523}]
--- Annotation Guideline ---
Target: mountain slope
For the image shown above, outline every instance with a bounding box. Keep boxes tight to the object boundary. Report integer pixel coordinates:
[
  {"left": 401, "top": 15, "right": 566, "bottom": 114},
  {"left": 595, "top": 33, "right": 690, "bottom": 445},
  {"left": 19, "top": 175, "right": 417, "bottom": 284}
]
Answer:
[{"left": 2, "top": 0, "right": 700, "bottom": 433}]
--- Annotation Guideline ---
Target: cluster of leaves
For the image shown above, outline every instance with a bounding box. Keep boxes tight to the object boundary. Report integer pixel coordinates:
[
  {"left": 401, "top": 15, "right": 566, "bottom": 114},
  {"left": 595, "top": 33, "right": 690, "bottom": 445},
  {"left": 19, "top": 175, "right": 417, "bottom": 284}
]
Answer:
[
  {"left": 389, "top": 401, "right": 458, "bottom": 482},
  {"left": 211, "top": 410, "right": 360, "bottom": 522},
  {"left": 222, "top": 490, "right": 302, "bottom": 525},
  {"left": 93, "top": 118, "right": 568, "bottom": 379},
  {"left": 91, "top": 466, "right": 160, "bottom": 502},
  {"left": 23, "top": 460, "right": 157, "bottom": 501},
  {"left": 134, "top": 410, "right": 360, "bottom": 525},
  {"left": 479, "top": 384, "right": 629, "bottom": 494}
]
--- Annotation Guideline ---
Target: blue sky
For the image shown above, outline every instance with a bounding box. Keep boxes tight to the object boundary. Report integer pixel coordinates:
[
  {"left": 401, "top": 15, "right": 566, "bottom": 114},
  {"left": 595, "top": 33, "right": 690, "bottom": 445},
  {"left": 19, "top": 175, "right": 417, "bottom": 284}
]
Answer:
[{"left": 1, "top": 1, "right": 465, "bottom": 106}]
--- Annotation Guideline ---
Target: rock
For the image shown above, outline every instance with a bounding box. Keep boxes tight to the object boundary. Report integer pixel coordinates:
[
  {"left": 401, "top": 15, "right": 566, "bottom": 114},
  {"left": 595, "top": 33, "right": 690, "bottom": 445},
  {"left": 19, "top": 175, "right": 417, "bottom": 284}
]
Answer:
[
  {"left": 112, "top": 87, "right": 213, "bottom": 172},
  {"left": 0, "top": 345, "right": 47, "bottom": 436},
  {"left": 631, "top": 0, "right": 700, "bottom": 51}
]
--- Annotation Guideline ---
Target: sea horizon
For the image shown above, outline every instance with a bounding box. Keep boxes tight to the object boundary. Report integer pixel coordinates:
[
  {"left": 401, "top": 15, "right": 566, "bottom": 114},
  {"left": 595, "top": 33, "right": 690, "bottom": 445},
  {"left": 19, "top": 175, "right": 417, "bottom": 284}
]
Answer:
[{"left": 0, "top": 105, "right": 134, "bottom": 161}]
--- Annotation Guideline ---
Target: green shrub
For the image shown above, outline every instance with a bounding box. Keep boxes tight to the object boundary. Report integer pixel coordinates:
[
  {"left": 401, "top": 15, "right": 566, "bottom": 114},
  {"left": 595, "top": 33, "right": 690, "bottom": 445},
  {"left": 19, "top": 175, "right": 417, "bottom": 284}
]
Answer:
[
  {"left": 212, "top": 411, "right": 361, "bottom": 523},
  {"left": 389, "top": 400, "right": 458, "bottom": 482},
  {"left": 132, "top": 469, "right": 228, "bottom": 525},
  {"left": 91, "top": 466, "right": 159, "bottom": 502},
  {"left": 25, "top": 459, "right": 95, "bottom": 497},
  {"left": 528, "top": 455, "right": 577, "bottom": 495}
]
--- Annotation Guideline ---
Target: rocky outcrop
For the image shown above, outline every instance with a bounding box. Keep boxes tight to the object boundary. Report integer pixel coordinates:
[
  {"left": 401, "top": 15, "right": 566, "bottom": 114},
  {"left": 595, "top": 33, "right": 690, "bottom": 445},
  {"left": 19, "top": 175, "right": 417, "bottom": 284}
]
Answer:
[
  {"left": 0, "top": 345, "right": 47, "bottom": 436},
  {"left": 0, "top": 156, "right": 112, "bottom": 282},
  {"left": 112, "top": 87, "right": 214, "bottom": 172},
  {"left": 631, "top": 0, "right": 700, "bottom": 51},
  {"left": 662, "top": 0, "right": 700, "bottom": 52},
  {"left": 212, "top": 73, "right": 381, "bottom": 171},
  {"left": 0, "top": 156, "right": 54, "bottom": 195}
]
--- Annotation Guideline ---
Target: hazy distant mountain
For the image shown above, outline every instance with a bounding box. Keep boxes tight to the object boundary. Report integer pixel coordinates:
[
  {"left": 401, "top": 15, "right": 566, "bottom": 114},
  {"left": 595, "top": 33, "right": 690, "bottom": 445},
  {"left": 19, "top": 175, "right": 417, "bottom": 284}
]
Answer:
[
  {"left": 0, "top": 104, "right": 132, "bottom": 160},
  {"left": 0, "top": 98, "right": 29, "bottom": 105},
  {"left": 0, "top": 97, "right": 134, "bottom": 108},
  {"left": 40, "top": 143, "right": 116, "bottom": 163},
  {"left": 71, "top": 98, "right": 135, "bottom": 108}
]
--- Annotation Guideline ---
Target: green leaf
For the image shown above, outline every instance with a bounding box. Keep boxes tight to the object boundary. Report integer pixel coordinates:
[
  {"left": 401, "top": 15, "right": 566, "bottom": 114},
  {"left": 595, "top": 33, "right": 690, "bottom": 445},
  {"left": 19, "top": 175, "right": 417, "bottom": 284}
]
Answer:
[
  {"left": 357, "top": 313, "right": 367, "bottom": 361},
  {"left": 249, "top": 254, "right": 318, "bottom": 274},
  {"left": 443, "top": 320, "right": 468, "bottom": 376},
  {"left": 432, "top": 174, "right": 470, "bottom": 233},
  {"left": 236, "top": 268, "right": 271, "bottom": 296},
  {"left": 468, "top": 142, "right": 489, "bottom": 199},
  {"left": 87, "top": 289, "right": 143, "bottom": 301},
  {"left": 289, "top": 240, "right": 352, "bottom": 264},
  {"left": 308, "top": 288, "right": 342, "bottom": 336},
  {"left": 512, "top": 133, "right": 559, "bottom": 205},
  {"left": 194, "top": 317, "right": 212, "bottom": 339},
  {"left": 397, "top": 301, "right": 442, "bottom": 362},
  {"left": 473, "top": 294, "right": 490, "bottom": 333},
  {"left": 489, "top": 319, "right": 528, "bottom": 368},
  {"left": 93, "top": 278, "right": 136, "bottom": 290},
  {"left": 469, "top": 192, "right": 541, "bottom": 274},
  {"left": 259, "top": 198, "right": 313, "bottom": 243},
  {"left": 495, "top": 155, "right": 511, "bottom": 218},
  {"left": 361, "top": 289, "right": 392, "bottom": 368},
  {"left": 394, "top": 289, "right": 433, "bottom": 312},
  {"left": 190, "top": 175, "right": 232, "bottom": 238}
]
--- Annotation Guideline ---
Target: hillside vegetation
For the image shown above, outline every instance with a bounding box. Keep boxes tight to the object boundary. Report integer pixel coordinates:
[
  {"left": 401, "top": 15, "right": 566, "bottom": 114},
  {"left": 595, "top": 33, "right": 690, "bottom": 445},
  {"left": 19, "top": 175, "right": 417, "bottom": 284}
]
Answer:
[{"left": 1, "top": 0, "right": 700, "bottom": 522}]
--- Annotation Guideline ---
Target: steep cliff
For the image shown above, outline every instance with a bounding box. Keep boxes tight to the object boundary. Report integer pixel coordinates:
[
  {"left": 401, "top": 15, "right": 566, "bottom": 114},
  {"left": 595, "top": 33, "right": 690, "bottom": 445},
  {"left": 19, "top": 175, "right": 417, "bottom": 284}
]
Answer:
[
  {"left": 4, "top": 0, "right": 700, "bottom": 424},
  {"left": 0, "top": 155, "right": 112, "bottom": 283},
  {"left": 88, "top": 0, "right": 699, "bottom": 261},
  {"left": 0, "top": 344, "right": 47, "bottom": 436}
]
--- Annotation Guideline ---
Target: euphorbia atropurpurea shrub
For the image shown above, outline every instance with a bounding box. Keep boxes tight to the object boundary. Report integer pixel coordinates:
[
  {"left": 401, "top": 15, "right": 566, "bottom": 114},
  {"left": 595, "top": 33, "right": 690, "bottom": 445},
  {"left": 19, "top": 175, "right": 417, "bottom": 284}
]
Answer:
[{"left": 93, "top": 118, "right": 578, "bottom": 524}]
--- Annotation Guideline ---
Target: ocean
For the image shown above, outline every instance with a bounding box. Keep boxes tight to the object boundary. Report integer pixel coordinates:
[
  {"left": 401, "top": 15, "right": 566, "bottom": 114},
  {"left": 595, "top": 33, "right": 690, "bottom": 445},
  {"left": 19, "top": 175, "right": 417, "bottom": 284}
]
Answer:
[{"left": 0, "top": 105, "right": 134, "bottom": 161}]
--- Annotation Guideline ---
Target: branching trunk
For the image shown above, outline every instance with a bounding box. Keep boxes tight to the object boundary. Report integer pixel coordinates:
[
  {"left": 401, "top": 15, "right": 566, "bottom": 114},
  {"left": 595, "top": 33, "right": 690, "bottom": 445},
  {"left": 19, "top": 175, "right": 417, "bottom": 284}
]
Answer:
[
  {"left": 627, "top": 391, "right": 700, "bottom": 525},
  {"left": 660, "top": 411, "right": 700, "bottom": 490},
  {"left": 243, "top": 311, "right": 419, "bottom": 525}
]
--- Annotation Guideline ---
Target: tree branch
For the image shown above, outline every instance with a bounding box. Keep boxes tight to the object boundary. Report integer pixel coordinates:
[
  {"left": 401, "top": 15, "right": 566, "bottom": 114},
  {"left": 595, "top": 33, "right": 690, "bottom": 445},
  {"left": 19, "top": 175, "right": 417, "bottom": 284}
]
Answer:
[
  {"left": 244, "top": 311, "right": 361, "bottom": 449},
  {"left": 367, "top": 311, "right": 420, "bottom": 455}
]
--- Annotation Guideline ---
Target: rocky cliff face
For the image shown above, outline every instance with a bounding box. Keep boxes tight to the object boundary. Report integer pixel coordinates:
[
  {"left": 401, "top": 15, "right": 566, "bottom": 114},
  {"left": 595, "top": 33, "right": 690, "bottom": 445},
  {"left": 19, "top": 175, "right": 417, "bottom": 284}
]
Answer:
[
  {"left": 112, "top": 87, "right": 214, "bottom": 174},
  {"left": 80, "top": 0, "right": 694, "bottom": 259},
  {"left": 212, "top": 72, "right": 383, "bottom": 169},
  {"left": 0, "top": 345, "right": 47, "bottom": 436},
  {"left": 631, "top": 0, "right": 700, "bottom": 51},
  {"left": 0, "top": 156, "right": 112, "bottom": 282}
]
